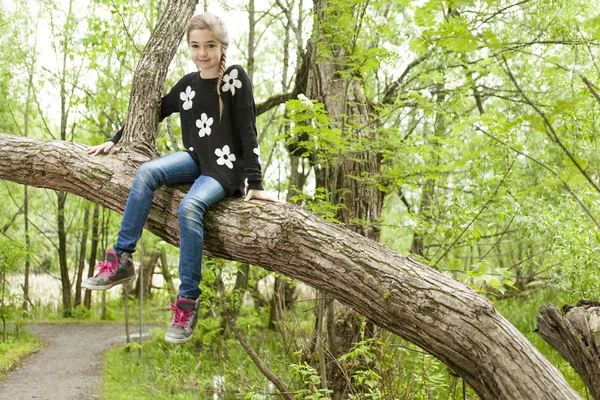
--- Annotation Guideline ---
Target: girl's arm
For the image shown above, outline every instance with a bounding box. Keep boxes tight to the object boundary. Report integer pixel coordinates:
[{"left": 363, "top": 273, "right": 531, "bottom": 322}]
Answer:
[
  {"left": 87, "top": 140, "right": 115, "bottom": 156},
  {"left": 244, "top": 188, "right": 277, "bottom": 202},
  {"left": 231, "top": 66, "right": 277, "bottom": 202}
]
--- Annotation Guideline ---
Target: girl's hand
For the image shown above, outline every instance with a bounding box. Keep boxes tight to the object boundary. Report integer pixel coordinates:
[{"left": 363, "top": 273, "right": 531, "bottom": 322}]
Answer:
[
  {"left": 87, "top": 141, "right": 115, "bottom": 156},
  {"left": 244, "top": 189, "right": 278, "bottom": 202}
]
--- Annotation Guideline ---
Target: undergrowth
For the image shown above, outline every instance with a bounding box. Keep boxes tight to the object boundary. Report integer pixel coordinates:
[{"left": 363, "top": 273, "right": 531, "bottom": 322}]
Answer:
[
  {"left": 99, "top": 287, "right": 590, "bottom": 399},
  {"left": 0, "top": 328, "right": 44, "bottom": 380}
]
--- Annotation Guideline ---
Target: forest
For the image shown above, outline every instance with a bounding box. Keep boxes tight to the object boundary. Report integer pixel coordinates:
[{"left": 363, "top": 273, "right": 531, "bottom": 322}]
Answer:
[{"left": 0, "top": 0, "right": 599, "bottom": 399}]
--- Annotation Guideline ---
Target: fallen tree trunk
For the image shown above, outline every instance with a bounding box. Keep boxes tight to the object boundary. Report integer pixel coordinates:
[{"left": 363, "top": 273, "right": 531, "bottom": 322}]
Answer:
[
  {"left": 0, "top": 132, "right": 582, "bottom": 399},
  {"left": 537, "top": 301, "right": 600, "bottom": 399}
]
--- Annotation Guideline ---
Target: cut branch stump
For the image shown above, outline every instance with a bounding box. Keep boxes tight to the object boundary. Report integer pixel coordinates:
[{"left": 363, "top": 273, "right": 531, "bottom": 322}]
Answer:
[{"left": 537, "top": 301, "right": 600, "bottom": 399}]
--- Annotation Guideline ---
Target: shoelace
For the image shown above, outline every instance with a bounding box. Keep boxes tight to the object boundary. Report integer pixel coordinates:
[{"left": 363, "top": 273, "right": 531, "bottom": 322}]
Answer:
[
  {"left": 95, "top": 261, "right": 117, "bottom": 277},
  {"left": 168, "top": 304, "right": 194, "bottom": 328}
]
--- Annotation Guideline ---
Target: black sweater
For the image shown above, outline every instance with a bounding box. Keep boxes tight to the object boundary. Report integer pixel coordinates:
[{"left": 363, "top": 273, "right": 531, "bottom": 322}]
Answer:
[{"left": 111, "top": 65, "right": 263, "bottom": 196}]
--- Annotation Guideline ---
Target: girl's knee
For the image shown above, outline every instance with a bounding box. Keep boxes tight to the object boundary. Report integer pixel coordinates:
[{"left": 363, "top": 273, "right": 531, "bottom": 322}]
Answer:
[
  {"left": 178, "top": 198, "right": 197, "bottom": 219},
  {"left": 178, "top": 198, "right": 208, "bottom": 220},
  {"left": 134, "top": 162, "right": 159, "bottom": 188}
]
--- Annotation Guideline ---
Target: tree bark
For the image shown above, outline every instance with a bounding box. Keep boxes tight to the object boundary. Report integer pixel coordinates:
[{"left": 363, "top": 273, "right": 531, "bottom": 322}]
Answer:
[
  {"left": 537, "top": 302, "right": 600, "bottom": 399},
  {"left": 311, "top": 0, "right": 383, "bottom": 394},
  {"left": 22, "top": 40, "right": 35, "bottom": 312},
  {"left": 268, "top": 3, "right": 302, "bottom": 330},
  {"left": 57, "top": 190, "right": 72, "bottom": 317},
  {"left": 0, "top": 133, "right": 581, "bottom": 399},
  {"left": 159, "top": 247, "right": 177, "bottom": 302},
  {"left": 23, "top": 186, "right": 30, "bottom": 312}
]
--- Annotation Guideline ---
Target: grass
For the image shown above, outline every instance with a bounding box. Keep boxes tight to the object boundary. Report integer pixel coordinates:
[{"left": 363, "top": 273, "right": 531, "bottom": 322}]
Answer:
[
  {"left": 101, "top": 300, "right": 485, "bottom": 399},
  {"left": 0, "top": 327, "right": 44, "bottom": 380},
  {"left": 101, "top": 303, "right": 315, "bottom": 399},
  {"left": 102, "top": 331, "right": 233, "bottom": 399}
]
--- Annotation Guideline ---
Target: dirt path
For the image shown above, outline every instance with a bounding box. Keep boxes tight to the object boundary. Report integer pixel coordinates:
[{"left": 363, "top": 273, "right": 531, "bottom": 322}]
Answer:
[{"left": 0, "top": 323, "right": 160, "bottom": 400}]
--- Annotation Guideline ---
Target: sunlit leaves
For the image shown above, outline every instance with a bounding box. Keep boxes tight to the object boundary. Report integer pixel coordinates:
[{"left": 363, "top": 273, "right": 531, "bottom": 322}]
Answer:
[{"left": 414, "top": 4, "right": 437, "bottom": 28}]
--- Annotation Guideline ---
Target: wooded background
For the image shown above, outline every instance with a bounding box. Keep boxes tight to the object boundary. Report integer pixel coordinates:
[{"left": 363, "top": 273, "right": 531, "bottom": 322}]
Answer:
[{"left": 0, "top": 0, "right": 599, "bottom": 398}]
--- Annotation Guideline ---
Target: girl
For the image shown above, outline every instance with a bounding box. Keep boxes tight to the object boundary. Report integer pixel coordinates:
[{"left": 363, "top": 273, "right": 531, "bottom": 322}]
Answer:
[{"left": 84, "top": 13, "right": 275, "bottom": 344}]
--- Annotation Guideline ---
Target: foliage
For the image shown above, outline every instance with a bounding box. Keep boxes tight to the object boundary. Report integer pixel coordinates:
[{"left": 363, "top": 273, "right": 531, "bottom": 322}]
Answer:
[
  {"left": 0, "top": 237, "right": 28, "bottom": 339},
  {"left": 103, "top": 295, "right": 599, "bottom": 398},
  {"left": 0, "top": 237, "right": 26, "bottom": 278},
  {"left": 288, "top": 362, "right": 332, "bottom": 399}
]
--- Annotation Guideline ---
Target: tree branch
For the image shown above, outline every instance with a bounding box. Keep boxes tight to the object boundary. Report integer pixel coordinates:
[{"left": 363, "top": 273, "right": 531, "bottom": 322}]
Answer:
[
  {"left": 256, "top": 91, "right": 296, "bottom": 116},
  {"left": 537, "top": 303, "right": 600, "bottom": 399},
  {"left": 582, "top": 77, "right": 600, "bottom": 105},
  {"left": 434, "top": 158, "right": 515, "bottom": 265},
  {"left": 481, "top": 0, "right": 533, "bottom": 24},
  {"left": 381, "top": 52, "right": 430, "bottom": 105}
]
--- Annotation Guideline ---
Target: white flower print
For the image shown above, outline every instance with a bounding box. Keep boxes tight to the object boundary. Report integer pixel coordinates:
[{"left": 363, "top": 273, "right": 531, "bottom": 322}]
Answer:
[
  {"left": 180, "top": 86, "right": 195, "bottom": 110},
  {"left": 215, "top": 145, "right": 236, "bottom": 169},
  {"left": 196, "top": 113, "right": 214, "bottom": 137},
  {"left": 221, "top": 68, "right": 242, "bottom": 96},
  {"left": 253, "top": 146, "right": 261, "bottom": 162}
]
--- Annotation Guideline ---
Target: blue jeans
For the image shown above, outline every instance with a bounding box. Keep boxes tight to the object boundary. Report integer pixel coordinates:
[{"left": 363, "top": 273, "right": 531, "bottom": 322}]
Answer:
[{"left": 114, "top": 152, "right": 226, "bottom": 300}]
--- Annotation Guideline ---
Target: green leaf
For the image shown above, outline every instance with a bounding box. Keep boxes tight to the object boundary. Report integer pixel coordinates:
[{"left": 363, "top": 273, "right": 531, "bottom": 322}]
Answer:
[
  {"left": 445, "top": 33, "right": 478, "bottom": 53},
  {"left": 414, "top": 6, "right": 437, "bottom": 27}
]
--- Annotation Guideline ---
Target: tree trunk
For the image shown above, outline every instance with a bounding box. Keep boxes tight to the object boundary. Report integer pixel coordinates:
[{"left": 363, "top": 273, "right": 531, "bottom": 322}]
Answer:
[
  {"left": 117, "top": 0, "right": 197, "bottom": 160},
  {"left": 247, "top": 0, "right": 255, "bottom": 83},
  {"left": 23, "top": 186, "right": 30, "bottom": 311},
  {"left": 221, "top": 262, "right": 250, "bottom": 335},
  {"left": 57, "top": 191, "right": 72, "bottom": 317},
  {"left": 311, "top": 0, "right": 383, "bottom": 394},
  {"left": 159, "top": 247, "right": 176, "bottom": 302},
  {"left": 537, "top": 301, "right": 600, "bottom": 399},
  {"left": 22, "top": 48, "right": 35, "bottom": 312},
  {"left": 56, "top": 0, "right": 75, "bottom": 318},
  {"left": 268, "top": 4, "right": 303, "bottom": 330},
  {"left": 74, "top": 205, "right": 90, "bottom": 308},
  {"left": 84, "top": 203, "right": 100, "bottom": 309},
  {"left": 410, "top": 177, "right": 434, "bottom": 257},
  {"left": 134, "top": 251, "right": 158, "bottom": 299}
]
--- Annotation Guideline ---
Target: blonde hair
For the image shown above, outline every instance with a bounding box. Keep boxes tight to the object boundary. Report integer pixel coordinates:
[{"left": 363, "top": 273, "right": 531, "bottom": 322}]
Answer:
[{"left": 187, "top": 13, "right": 229, "bottom": 119}]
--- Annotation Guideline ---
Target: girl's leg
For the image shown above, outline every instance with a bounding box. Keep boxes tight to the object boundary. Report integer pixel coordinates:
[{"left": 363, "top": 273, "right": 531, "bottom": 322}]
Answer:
[
  {"left": 176, "top": 175, "right": 226, "bottom": 300},
  {"left": 114, "top": 152, "right": 201, "bottom": 255}
]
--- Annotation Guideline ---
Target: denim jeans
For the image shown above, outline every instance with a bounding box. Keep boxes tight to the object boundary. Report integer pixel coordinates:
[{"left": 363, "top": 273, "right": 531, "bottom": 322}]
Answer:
[{"left": 114, "top": 151, "right": 226, "bottom": 300}]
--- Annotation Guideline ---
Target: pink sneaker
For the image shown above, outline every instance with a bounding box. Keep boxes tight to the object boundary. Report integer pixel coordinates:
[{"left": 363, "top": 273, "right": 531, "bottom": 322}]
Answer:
[
  {"left": 165, "top": 298, "right": 200, "bottom": 344},
  {"left": 82, "top": 249, "right": 136, "bottom": 291}
]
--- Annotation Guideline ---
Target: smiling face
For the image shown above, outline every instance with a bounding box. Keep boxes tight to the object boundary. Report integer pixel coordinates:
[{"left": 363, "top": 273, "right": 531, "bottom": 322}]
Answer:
[{"left": 188, "top": 29, "right": 224, "bottom": 79}]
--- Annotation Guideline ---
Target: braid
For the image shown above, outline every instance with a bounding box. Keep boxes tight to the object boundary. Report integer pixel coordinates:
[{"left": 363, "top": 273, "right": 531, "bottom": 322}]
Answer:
[{"left": 217, "top": 53, "right": 227, "bottom": 120}]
